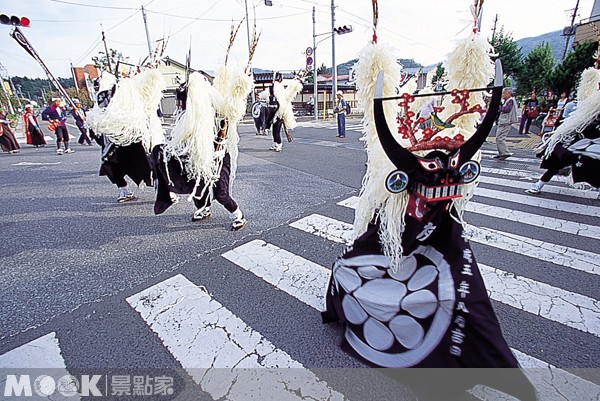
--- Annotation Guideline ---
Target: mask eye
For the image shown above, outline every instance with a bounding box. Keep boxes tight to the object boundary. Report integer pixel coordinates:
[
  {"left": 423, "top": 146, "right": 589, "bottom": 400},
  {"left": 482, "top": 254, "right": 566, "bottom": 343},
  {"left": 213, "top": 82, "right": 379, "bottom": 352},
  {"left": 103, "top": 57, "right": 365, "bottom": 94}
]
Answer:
[
  {"left": 450, "top": 152, "right": 460, "bottom": 168},
  {"left": 419, "top": 158, "right": 442, "bottom": 172}
]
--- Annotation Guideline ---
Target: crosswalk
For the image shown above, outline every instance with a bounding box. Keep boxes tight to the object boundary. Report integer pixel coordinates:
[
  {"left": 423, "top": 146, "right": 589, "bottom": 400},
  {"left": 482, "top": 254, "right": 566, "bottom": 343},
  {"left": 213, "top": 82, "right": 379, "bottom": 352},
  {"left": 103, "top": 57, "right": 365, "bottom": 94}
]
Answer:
[
  {"left": 296, "top": 120, "right": 364, "bottom": 133},
  {"left": 1, "top": 151, "right": 600, "bottom": 400}
]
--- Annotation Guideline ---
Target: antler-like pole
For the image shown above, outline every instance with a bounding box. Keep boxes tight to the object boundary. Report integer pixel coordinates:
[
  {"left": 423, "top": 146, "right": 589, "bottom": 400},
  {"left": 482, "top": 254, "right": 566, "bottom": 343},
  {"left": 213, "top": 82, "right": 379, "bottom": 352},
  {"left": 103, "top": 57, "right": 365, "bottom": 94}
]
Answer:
[
  {"left": 245, "top": 10, "right": 261, "bottom": 73},
  {"left": 225, "top": 18, "right": 245, "bottom": 66},
  {"left": 371, "top": 0, "right": 378, "bottom": 43},
  {"left": 471, "top": 0, "right": 484, "bottom": 33}
]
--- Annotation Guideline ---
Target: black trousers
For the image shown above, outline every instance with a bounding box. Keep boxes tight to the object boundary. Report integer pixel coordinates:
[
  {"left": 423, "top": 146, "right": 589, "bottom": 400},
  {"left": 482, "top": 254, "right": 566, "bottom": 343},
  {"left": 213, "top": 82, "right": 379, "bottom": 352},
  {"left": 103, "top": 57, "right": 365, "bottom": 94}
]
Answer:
[
  {"left": 272, "top": 118, "right": 283, "bottom": 145},
  {"left": 55, "top": 125, "right": 70, "bottom": 148},
  {"left": 77, "top": 125, "right": 91, "bottom": 145},
  {"left": 193, "top": 152, "right": 238, "bottom": 213}
]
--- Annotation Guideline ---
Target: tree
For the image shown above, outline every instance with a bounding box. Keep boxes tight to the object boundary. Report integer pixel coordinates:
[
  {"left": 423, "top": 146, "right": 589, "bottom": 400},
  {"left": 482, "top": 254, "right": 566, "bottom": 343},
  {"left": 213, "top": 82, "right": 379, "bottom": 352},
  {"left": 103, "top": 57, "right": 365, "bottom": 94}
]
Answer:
[
  {"left": 490, "top": 26, "right": 523, "bottom": 79},
  {"left": 430, "top": 62, "right": 445, "bottom": 87},
  {"left": 317, "top": 63, "right": 328, "bottom": 75},
  {"left": 92, "top": 48, "right": 128, "bottom": 73},
  {"left": 516, "top": 42, "right": 555, "bottom": 97},
  {"left": 548, "top": 40, "right": 598, "bottom": 96}
]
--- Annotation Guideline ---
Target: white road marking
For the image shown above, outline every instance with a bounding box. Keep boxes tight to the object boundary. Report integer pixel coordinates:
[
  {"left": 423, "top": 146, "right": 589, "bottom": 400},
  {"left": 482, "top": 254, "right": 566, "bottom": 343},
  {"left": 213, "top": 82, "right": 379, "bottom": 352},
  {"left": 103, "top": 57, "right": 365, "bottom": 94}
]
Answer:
[
  {"left": 466, "top": 225, "right": 600, "bottom": 276},
  {"left": 11, "top": 161, "right": 63, "bottom": 166},
  {"left": 480, "top": 175, "right": 600, "bottom": 199},
  {"left": 126, "top": 274, "right": 345, "bottom": 401},
  {"left": 466, "top": 202, "right": 600, "bottom": 240},
  {"left": 481, "top": 166, "right": 571, "bottom": 183},
  {"left": 474, "top": 187, "right": 600, "bottom": 217},
  {"left": 479, "top": 263, "right": 600, "bottom": 338},
  {"left": 0, "top": 332, "right": 68, "bottom": 369},
  {"left": 222, "top": 240, "right": 329, "bottom": 311},
  {"left": 0, "top": 332, "right": 80, "bottom": 400}
]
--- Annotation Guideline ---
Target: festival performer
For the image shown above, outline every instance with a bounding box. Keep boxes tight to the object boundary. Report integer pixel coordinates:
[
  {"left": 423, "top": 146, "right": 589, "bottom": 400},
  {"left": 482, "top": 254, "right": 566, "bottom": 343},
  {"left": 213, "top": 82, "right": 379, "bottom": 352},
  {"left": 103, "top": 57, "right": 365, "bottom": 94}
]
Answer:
[
  {"left": 153, "top": 21, "right": 256, "bottom": 231},
  {"left": 44, "top": 98, "right": 74, "bottom": 155},
  {"left": 71, "top": 99, "right": 92, "bottom": 146},
  {"left": 321, "top": 2, "right": 537, "bottom": 400},
  {"left": 252, "top": 83, "right": 276, "bottom": 136},
  {"left": 526, "top": 66, "right": 600, "bottom": 195},
  {"left": 23, "top": 104, "right": 46, "bottom": 148},
  {"left": 87, "top": 68, "right": 165, "bottom": 203},
  {"left": 269, "top": 74, "right": 302, "bottom": 152},
  {"left": 0, "top": 109, "right": 20, "bottom": 154}
]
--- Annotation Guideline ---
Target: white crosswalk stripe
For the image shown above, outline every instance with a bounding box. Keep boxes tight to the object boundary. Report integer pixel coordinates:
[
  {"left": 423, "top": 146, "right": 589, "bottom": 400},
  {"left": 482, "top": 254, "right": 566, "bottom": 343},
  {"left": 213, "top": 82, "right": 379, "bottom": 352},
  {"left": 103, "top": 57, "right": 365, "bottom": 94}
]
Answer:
[
  {"left": 126, "top": 274, "right": 345, "bottom": 400},
  {"left": 480, "top": 174, "right": 600, "bottom": 200},
  {"left": 296, "top": 121, "right": 363, "bottom": 131},
  {"left": 0, "top": 332, "right": 80, "bottom": 400}
]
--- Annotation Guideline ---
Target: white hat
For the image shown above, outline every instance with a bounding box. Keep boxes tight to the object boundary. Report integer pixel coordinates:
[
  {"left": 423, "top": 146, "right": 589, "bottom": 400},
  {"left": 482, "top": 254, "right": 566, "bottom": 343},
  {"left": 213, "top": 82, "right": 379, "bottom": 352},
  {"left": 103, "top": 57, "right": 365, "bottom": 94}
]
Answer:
[
  {"left": 24, "top": 104, "right": 33, "bottom": 109},
  {"left": 336, "top": 90, "right": 343, "bottom": 96},
  {"left": 51, "top": 97, "right": 60, "bottom": 102},
  {"left": 73, "top": 99, "right": 80, "bottom": 104}
]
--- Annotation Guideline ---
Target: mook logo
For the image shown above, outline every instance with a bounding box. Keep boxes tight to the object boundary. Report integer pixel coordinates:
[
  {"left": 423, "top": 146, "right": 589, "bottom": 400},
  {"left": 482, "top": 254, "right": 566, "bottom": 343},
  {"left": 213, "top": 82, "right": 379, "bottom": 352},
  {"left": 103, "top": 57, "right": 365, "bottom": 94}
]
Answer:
[{"left": 4, "top": 374, "right": 103, "bottom": 397}]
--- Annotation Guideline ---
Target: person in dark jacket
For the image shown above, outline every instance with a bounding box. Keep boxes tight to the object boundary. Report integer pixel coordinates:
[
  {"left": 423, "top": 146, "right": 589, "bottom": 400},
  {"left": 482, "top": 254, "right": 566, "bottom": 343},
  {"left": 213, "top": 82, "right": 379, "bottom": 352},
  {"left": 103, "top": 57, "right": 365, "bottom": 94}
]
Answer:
[
  {"left": 43, "top": 98, "right": 74, "bottom": 155},
  {"left": 71, "top": 99, "right": 91, "bottom": 145}
]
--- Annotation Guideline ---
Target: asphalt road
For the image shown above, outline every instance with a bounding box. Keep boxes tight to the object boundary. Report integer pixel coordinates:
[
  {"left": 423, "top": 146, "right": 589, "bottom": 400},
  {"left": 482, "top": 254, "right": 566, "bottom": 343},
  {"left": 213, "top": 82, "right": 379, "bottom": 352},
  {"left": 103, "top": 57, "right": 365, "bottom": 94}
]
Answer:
[{"left": 1, "top": 120, "right": 599, "bottom": 400}]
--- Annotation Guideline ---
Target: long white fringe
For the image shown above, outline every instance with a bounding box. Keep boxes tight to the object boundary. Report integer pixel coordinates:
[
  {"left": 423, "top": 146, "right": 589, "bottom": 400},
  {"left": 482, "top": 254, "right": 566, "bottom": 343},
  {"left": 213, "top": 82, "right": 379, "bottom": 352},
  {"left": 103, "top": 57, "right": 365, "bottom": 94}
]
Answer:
[
  {"left": 353, "top": 43, "right": 405, "bottom": 272},
  {"left": 98, "top": 77, "right": 147, "bottom": 147},
  {"left": 274, "top": 79, "right": 303, "bottom": 131},
  {"left": 135, "top": 69, "right": 166, "bottom": 150},
  {"left": 443, "top": 32, "right": 494, "bottom": 223},
  {"left": 166, "top": 72, "right": 222, "bottom": 184}
]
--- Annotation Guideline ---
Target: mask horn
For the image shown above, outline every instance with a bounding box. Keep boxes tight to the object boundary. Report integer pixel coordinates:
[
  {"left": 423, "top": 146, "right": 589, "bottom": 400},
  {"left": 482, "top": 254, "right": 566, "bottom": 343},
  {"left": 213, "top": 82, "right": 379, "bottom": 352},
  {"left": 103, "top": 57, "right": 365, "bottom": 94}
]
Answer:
[
  {"left": 455, "top": 59, "right": 504, "bottom": 162},
  {"left": 374, "top": 71, "right": 419, "bottom": 173}
]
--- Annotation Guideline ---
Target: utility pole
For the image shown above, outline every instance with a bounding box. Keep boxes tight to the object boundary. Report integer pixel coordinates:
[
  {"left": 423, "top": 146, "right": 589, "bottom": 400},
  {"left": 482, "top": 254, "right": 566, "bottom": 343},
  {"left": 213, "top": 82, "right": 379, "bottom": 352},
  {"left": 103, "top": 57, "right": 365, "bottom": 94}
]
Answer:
[
  {"left": 101, "top": 25, "right": 112, "bottom": 72},
  {"left": 245, "top": 0, "right": 251, "bottom": 55},
  {"left": 331, "top": 0, "right": 336, "bottom": 111},
  {"left": 491, "top": 14, "right": 498, "bottom": 42},
  {"left": 141, "top": 5, "right": 153, "bottom": 59},
  {"left": 313, "top": 6, "right": 318, "bottom": 121},
  {"left": 562, "top": 0, "right": 581, "bottom": 61}
]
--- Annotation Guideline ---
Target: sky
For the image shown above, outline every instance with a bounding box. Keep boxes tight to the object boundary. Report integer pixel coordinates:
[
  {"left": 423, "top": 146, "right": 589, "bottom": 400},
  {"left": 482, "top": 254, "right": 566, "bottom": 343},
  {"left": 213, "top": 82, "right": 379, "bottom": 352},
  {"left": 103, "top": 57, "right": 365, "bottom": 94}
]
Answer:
[{"left": 0, "top": 0, "right": 596, "bottom": 80}]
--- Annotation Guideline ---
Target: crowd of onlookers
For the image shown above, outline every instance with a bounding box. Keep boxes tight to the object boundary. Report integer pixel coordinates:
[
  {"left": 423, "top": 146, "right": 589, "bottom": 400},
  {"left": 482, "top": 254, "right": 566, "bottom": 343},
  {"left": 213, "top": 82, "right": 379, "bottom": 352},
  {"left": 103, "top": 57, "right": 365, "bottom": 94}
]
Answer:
[{"left": 0, "top": 98, "right": 93, "bottom": 155}]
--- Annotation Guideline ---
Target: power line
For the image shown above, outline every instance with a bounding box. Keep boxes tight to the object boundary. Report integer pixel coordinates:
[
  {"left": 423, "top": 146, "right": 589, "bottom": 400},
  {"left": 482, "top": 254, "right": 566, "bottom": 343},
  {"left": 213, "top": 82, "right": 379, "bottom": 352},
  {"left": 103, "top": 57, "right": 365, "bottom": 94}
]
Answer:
[
  {"left": 145, "top": 8, "right": 308, "bottom": 22},
  {"left": 48, "top": 0, "right": 139, "bottom": 10}
]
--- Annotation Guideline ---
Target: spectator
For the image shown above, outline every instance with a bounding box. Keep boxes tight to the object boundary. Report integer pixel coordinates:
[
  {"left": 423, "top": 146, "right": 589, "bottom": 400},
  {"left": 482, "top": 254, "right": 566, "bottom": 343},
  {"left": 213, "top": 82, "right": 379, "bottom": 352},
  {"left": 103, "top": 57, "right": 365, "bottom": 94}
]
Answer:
[
  {"left": 306, "top": 95, "right": 314, "bottom": 115},
  {"left": 23, "top": 104, "right": 46, "bottom": 148},
  {"left": 333, "top": 90, "right": 347, "bottom": 138},
  {"left": 562, "top": 97, "right": 577, "bottom": 119},
  {"left": 518, "top": 92, "right": 538, "bottom": 135},
  {"left": 0, "top": 109, "right": 20, "bottom": 154},
  {"left": 494, "top": 88, "right": 518, "bottom": 160},
  {"left": 556, "top": 91, "right": 568, "bottom": 115},
  {"left": 71, "top": 99, "right": 91, "bottom": 146}
]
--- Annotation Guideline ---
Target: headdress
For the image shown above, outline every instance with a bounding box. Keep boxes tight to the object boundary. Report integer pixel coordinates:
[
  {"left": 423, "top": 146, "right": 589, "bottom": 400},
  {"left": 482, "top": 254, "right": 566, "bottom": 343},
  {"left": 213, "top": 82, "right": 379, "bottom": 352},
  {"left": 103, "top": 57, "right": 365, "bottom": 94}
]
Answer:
[{"left": 353, "top": 0, "right": 499, "bottom": 271}]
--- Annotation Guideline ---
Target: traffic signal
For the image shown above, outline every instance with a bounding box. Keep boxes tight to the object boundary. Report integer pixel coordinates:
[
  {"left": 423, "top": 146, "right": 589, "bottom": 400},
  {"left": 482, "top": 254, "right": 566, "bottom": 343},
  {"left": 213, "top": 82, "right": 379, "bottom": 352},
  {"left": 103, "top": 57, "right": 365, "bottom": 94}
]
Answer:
[
  {"left": 333, "top": 25, "right": 353, "bottom": 35},
  {"left": 0, "top": 15, "right": 30, "bottom": 27}
]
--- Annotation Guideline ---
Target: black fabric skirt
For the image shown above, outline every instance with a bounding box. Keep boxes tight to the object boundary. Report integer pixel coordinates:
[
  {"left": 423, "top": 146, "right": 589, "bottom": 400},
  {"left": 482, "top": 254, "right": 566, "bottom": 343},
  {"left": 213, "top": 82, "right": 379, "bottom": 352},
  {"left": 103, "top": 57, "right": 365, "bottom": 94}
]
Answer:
[{"left": 322, "top": 204, "right": 537, "bottom": 399}]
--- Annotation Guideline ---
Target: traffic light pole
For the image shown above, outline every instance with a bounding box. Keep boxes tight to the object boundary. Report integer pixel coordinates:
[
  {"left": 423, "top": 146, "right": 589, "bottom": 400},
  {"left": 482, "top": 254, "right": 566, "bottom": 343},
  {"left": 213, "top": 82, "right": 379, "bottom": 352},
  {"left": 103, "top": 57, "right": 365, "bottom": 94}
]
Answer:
[
  {"left": 313, "top": 7, "right": 318, "bottom": 121},
  {"left": 331, "top": 0, "right": 337, "bottom": 111}
]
